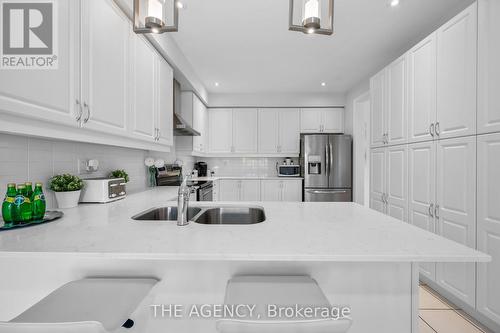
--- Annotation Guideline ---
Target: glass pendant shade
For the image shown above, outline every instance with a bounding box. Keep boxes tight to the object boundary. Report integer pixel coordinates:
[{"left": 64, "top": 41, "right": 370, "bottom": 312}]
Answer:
[
  {"left": 289, "top": 0, "right": 334, "bottom": 35},
  {"left": 134, "top": 0, "right": 179, "bottom": 34}
]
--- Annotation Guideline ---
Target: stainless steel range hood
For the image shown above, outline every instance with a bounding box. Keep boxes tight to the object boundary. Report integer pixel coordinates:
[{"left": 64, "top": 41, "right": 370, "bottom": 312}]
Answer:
[{"left": 173, "top": 79, "right": 200, "bottom": 136}]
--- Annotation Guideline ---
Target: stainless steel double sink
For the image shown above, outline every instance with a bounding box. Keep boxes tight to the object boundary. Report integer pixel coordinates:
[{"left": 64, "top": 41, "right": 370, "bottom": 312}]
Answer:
[{"left": 132, "top": 206, "right": 266, "bottom": 225}]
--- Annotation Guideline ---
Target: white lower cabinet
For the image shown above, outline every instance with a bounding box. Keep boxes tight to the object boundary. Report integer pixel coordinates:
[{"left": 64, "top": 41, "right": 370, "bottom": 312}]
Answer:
[
  {"left": 219, "top": 180, "right": 260, "bottom": 201},
  {"left": 477, "top": 133, "right": 500, "bottom": 323},
  {"left": 435, "top": 136, "right": 476, "bottom": 307},
  {"left": 370, "top": 147, "right": 386, "bottom": 213},
  {"left": 385, "top": 145, "right": 408, "bottom": 221},
  {"left": 408, "top": 141, "right": 437, "bottom": 280},
  {"left": 260, "top": 179, "right": 302, "bottom": 202},
  {"left": 369, "top": 145, "right": 407, "bottom": 218}
]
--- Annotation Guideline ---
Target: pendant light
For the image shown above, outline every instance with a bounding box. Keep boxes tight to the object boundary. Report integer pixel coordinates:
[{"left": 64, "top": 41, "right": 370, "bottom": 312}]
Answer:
[
  {"left": 134, "top": 0, "right": 179, "bottom": 34},
  {"left": 289, "top": 0, "right": 334, "bottom": 35}
]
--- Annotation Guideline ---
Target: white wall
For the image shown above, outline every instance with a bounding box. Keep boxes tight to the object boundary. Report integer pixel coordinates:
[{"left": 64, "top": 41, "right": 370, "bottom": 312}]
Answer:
[
  {"left": 0, "top": 133, "right": 181, "bottom": 209},
  {"left": 344, "top": 80, "right": 370, "bottom": 135}
]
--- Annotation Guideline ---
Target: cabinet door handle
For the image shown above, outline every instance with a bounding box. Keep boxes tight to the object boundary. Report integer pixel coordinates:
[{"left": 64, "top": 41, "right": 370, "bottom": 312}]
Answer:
[
  {"left": 75, "top": 99, "right": 83, "bottom": 122},
  {"left": 434, "top": 204, "right": 440, "bottom": 219},
  {"left": 83, "top": 102, "right": 90, "bottom": 124},
  {"left": 429, "top": 123, "right": 435, "bottom": 137},
  {"left": 157, "top": 129, "right": 161, "bottom": 141},
  {"left": 428, "top": 203, "right": 434, "bottom": 217},
  {"left": 435, "top": 122, "right": 441, "bottom": 136}
]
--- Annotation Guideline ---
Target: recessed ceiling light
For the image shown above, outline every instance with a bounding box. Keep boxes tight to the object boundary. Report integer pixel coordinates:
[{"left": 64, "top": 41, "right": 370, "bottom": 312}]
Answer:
[
  {"left": 214, "top": 82, "right": 220, "bottom": 87},
  {"left": 176, "top": 1, "right": 184, "bottom": 9},
  {"left": 321, "top": 82, "right": 327, "bottom": 87},
  {"left": 390, "top": 0, "right": 400, "bottom": 7}
]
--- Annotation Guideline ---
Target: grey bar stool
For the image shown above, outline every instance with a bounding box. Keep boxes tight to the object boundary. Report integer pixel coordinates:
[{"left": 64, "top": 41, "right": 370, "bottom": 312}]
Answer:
[
  {"left": 217, "top": 276, "right": 352, "bottom": 333},
  {"left": 0, "top": 278, "right": 158, "bottom": 333}
]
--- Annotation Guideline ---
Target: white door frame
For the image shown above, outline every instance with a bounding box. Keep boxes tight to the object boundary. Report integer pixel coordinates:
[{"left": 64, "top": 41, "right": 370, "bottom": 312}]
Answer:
[{"left": 353, "top": 91, "right": 371, "bottom": 206}]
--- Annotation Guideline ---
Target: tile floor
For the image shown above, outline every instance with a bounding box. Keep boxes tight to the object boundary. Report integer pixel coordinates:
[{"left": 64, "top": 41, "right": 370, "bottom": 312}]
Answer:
[{"left": 419, "top": 284, "right": 491, "bottom": 333}]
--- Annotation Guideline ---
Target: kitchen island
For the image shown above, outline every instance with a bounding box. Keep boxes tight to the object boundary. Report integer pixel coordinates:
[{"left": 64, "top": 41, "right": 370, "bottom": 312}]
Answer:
[{"left": 0, "top": 187, "right": 489, "bottom": 333}]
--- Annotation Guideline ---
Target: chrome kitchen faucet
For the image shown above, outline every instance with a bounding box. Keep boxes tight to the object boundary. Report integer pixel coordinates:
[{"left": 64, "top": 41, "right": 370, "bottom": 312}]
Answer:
[{"left": 177, "top": 175, "right": 191, "bottom": 226}]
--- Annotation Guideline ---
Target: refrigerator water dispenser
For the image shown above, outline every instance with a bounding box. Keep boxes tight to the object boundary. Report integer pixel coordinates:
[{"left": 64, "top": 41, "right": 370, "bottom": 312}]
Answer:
[{"left": 308, "top": 155, "right": 322, "bottom": 174}]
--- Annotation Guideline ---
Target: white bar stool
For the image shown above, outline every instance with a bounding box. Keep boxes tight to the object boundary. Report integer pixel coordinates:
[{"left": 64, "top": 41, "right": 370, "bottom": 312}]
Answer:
[
  {"left": 216, "top": 276, "right": 352, "bottom": 333},
  {"left": 0, "top": 278, "right": 158, "bottom": 333}
]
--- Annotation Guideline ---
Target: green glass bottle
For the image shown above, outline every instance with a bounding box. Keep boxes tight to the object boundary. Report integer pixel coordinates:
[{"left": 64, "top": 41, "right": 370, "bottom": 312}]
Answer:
[
  {"left": 32, "top": 182, "right": 46, "bottom": 221},
  {"left": 2, "top": 183, "right": 17, "bottom": 227},
  {"left": 25, "top": 182, "right": 33, "bottom": 200},
  {"left": 13, "top": 184, "right": 32, "bottom": 224}
]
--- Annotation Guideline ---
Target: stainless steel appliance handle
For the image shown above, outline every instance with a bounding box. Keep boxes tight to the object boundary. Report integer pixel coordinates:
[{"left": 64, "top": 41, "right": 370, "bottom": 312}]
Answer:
[
  {"left": 329, "top": 143, "right": 334, "bottom": 175},
  {"left": 307, "top": 190, "right": 347, "bottom": 195},
  {"left": 325, "top": 145, "right": 329, "bottom": 175}
]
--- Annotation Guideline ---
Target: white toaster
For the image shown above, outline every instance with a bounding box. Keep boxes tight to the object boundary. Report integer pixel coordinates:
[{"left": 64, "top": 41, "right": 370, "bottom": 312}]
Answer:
[{"left": 80, "top": 178, "right": 126, "bottom": 203}]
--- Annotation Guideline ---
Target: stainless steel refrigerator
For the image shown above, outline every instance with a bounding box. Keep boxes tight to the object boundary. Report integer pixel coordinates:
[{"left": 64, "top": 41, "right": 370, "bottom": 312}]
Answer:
[{"left": 300, "top": 134, "right": 352, "bottom": 202}]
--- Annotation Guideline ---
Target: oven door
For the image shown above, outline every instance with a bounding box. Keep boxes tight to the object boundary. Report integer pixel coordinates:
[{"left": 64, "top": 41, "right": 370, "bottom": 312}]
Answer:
[{"left": 198, "top": 186, "right": 213, "bottom": 201}]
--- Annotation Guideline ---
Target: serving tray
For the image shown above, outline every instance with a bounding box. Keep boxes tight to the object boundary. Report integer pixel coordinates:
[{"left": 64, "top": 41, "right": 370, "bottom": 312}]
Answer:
[{"left": 0, "top": 211, "right": 64, "bottom": 232}]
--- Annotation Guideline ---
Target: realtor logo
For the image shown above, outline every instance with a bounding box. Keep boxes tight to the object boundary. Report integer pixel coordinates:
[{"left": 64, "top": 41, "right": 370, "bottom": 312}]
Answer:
[{"left": 1, "top": 0, "right": 58, "bottom": 69}]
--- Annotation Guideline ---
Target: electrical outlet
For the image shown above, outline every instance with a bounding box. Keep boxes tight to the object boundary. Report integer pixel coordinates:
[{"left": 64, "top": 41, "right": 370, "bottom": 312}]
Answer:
[{"left": 77, "top": 158, "right": 86, "bottom": 175}]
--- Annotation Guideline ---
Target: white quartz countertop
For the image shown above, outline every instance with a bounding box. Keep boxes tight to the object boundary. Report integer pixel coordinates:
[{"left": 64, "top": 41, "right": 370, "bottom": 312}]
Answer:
[{"left": 0, "top": 188, "right": 489, "bottom": 263}]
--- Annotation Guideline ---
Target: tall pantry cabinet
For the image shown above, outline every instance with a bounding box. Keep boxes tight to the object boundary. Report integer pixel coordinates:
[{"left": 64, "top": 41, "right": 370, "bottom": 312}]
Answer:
[{"left": 369, "top": 1, "right": 500, "bottom": 326}]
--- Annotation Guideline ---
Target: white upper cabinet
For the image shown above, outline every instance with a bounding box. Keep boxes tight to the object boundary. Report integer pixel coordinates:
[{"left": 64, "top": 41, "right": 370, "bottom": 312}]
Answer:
[
  {"left": 436, "top": 3, "right": 477, "bottom": 139},
  {"left": 192, "top": 95, "right": 208, "bottom": 153},
  {"left": 258, "top": 109, "right": 300, "bottom": 154},
  {"left": 386, "top": 56, "right": 407, "bottom": 145},
  {"left": 385, "top": 145, "right": 408, "bottom": 222},
  {"left": 80, "top": 0, "right": 130, "bottom": 136},
  {"left": 370, "top": 70, "right": 386, "bottom": 147},
  {"left": 209, "top": 109, "right": 233, "bottom": 153},
  {"left": 478, "top": 0, "right": 500, "bottom": 135},
  {"left": 0, "top": 0, "right": 79, "bottom": 126},
  {"left": 258, "top": 110, "right": 280, "bottom": 154},
  {"left": 407, "top": 33, "right": 437, "bottom": 143},
  {"left": 156, "top": 59, "right": 174, "bottom": 146},
  {"left": 477, "top": 133, "right": 500, "bottom": 324},
  {"left": 436, "top": 136, "right": 476, "bottom": 307},
  {"left": 300, "top": 109, "right": 323, "bottom": 133},
  {"left": 300, "top": 108, "right": 344, "bottom": 134},
  {"left": 279, "top": 109, "right": 301, "bottom": 154},
  {"left": 208, "top": 109, "right": 258, "bottom": 154},
  {"left": 232, "top": 109, "right": 258, "bottom": 153},
  {"left": 130, "top": 35, "right": 156, "bottom": 141}
]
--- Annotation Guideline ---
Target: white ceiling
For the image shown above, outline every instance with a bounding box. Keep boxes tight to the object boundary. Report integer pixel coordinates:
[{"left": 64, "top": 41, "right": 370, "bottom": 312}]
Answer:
[{"left": 171, "top": 0, "right": 474, "bottom": 95}]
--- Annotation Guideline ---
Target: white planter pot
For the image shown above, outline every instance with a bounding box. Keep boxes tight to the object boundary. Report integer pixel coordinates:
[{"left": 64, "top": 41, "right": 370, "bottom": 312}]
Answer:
[{"left": 54, "top": 190, "right": 81, "bottom": 209}]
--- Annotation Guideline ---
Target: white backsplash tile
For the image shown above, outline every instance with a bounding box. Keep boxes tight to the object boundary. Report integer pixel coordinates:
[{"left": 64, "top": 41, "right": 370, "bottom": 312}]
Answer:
[
  {"left": 0, "top": 133, "right": 177, "bottom": 209},
  {"left": 196, "top": 157, "right": 299, "bottom": 177}
]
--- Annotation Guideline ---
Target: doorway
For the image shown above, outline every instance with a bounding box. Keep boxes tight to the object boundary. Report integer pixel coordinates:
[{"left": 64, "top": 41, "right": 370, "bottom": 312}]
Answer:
[{"left": 353, "top": 92, "right": 370, "bottom": 206}]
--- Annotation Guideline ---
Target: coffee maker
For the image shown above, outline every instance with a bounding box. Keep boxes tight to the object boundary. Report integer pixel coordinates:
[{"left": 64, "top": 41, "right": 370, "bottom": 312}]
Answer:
[{"left": 194, "top": 162, "right": 208, "bottom": 177}]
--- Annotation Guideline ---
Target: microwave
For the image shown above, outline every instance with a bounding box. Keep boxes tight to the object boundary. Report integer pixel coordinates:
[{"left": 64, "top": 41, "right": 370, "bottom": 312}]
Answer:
[{"left": 278, "top": 165, "right": 301, "bottom": 177}]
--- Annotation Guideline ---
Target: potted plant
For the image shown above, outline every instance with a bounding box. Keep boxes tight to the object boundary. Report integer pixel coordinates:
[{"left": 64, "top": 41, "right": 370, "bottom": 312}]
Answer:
[
  {"left": 49, "top": 174, "right": 84, "bottom": 209},
  {"left": 109, "top": 169, "right": 129, "bottom": 183}
]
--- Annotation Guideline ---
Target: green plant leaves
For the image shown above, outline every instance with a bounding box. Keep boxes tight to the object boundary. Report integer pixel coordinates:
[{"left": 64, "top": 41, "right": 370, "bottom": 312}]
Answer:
[{"left": 49, "top": 174, "right": 84, "bottom": 192}]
